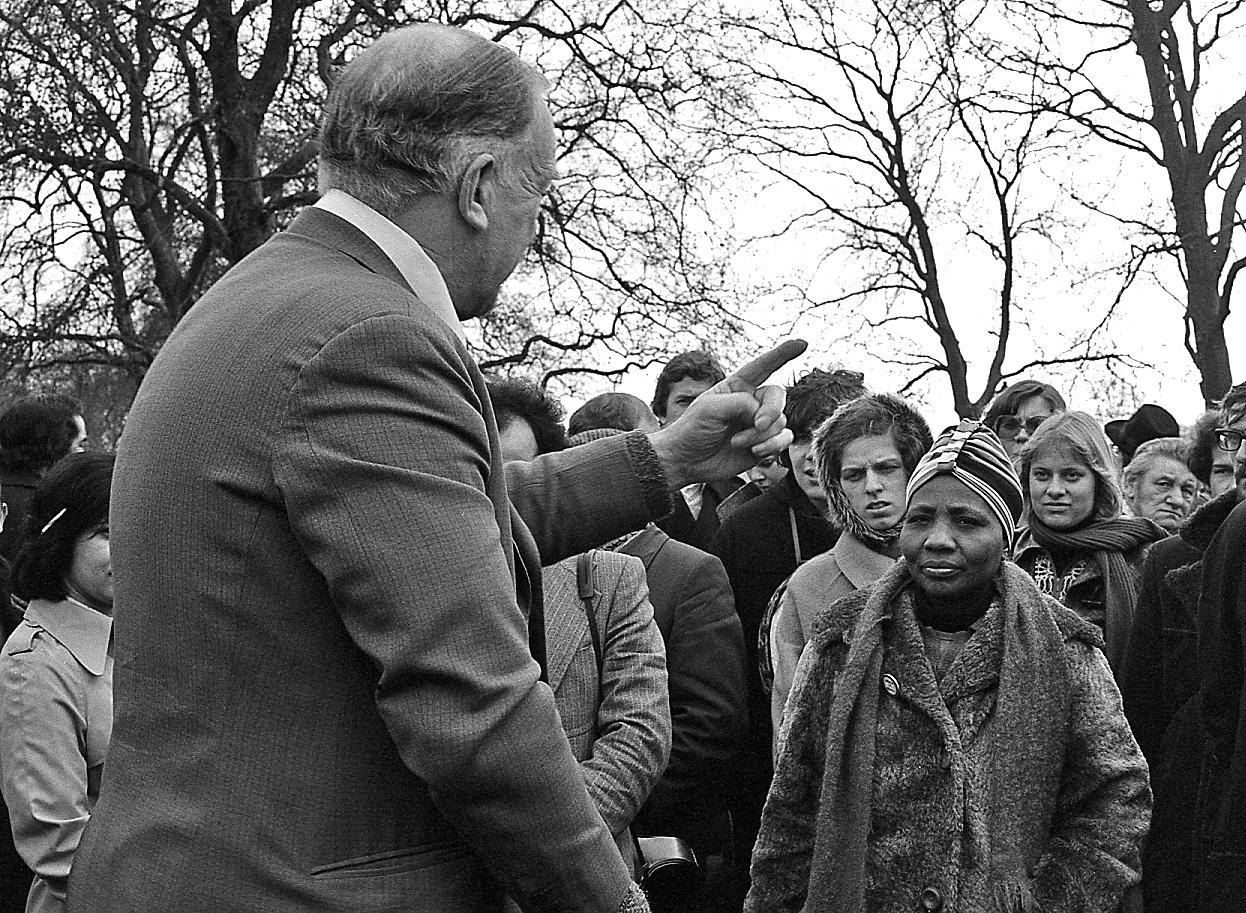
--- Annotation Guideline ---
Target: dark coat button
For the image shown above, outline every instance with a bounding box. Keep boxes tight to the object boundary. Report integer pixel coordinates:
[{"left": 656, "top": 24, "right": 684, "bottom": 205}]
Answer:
[{"left": 920, "top": 886, "right": 944, "bottom": 911}]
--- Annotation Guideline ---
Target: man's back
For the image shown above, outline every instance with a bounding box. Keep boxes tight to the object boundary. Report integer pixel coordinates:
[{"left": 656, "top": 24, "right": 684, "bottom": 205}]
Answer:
[
  {"left": 619, "top": 527, "right": 745, "bottom": 856},
  {"left": 69, "top": 211, "right": 637, "bottom": 913}
]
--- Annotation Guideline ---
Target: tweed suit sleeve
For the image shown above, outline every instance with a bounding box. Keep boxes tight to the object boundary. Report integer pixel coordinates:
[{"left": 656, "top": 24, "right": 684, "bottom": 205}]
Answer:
[
  {"left": 644, "top": 552, "right": 746, "bottom": 814},
  {"left": 1030, "top": 642, "right": 1151, "bottom": 913},
  {"left": 582, "top": 554, "right": 672, "bottom": 836},
  {"left": 507, "top": 434, "right": 671, "bottom": 564},
  {"left": 274, "top": 314, "right": 633, "bottom": 913},
  {"left": 745, "top": 635, "right": 840, "bottom": 912}
]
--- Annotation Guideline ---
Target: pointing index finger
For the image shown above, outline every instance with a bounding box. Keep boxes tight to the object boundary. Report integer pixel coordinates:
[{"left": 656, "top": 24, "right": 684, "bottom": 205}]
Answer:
[{"left": 724, "top": 339, "right": 809, "bottom": 393}]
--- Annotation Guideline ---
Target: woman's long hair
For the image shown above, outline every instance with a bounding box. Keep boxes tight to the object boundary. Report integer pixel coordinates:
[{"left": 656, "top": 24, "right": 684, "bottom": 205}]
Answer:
[{"left": 1017, "top": 411, "right": 1123, "bottom": 525}]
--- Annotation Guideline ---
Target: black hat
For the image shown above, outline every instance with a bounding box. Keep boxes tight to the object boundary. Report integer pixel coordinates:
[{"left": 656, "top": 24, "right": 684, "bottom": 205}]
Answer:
[{"left": 1105, "top": 404, "right": 1179, "bottom": 462}]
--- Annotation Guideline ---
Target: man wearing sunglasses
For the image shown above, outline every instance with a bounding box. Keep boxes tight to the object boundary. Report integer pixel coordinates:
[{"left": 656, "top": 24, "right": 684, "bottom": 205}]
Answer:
[{"left": 1215, "top": 381, "right": 1246, "bottom": 496}]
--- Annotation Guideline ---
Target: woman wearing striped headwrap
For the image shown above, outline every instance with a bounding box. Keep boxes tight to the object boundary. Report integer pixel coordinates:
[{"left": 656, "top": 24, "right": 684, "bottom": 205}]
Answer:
[
  {"left": 747, "top": 419, "right": 1149, "bottom": 913},
  {"left": 1012, "top": 411, "right": 1167, "bottom": 674}
]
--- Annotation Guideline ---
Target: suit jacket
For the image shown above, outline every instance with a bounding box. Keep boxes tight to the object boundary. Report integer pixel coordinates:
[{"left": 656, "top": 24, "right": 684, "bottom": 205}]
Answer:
[
  {"left": 542, "top": 551, "right": 670, "bottom": 874},
  {"left": 617, "top": 526, "right": 746, "bottom": 847},
  {"left": 656, "top": 478, "right": 743, "bottom": 551},
  {"left": 67, "top": 208, "right": 671, "bottom": 913}
]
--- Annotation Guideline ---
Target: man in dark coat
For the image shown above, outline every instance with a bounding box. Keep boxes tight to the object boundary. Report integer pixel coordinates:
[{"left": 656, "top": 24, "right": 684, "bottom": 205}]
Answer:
[
  {"left": 1123, "top": 488, "right": 1242, "bottom": 768},
  {"left": 617, "top": 525, "right": 746, "bottom": 856},
  {"left": 566, "top": 422, "right": 748, "bottom": 869},
  {"left": 67, "top": 24, "right": 801, "bottom": 913},
  {"left": 709, "top": 367, "right": 866, "bottom": 892},
  {"left": 1124, "top": 382, "right": 1246, "bottom": 913},
  {"left": 1195, "top": 498, "right": 1246, "bottom": 908}
]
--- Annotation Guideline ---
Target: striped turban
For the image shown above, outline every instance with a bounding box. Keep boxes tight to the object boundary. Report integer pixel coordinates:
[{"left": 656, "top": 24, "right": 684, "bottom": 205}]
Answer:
[{"left": 906, "top": 418, "right": 1023, "bottom": 542}]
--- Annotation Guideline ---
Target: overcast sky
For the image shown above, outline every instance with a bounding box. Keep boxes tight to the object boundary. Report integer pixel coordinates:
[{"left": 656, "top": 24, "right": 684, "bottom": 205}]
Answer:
[{"left": 567, "top": 0, "right": 1244, "bottom": 430}]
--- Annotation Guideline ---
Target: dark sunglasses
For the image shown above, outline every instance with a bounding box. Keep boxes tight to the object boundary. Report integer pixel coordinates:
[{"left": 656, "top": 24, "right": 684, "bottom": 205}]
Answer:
[
  {"left": 994, "top": 414, "right": 1047, "bottom": 439},
  {"left": 1216, "top": 428, "right": 1244, "bottom": 452}
]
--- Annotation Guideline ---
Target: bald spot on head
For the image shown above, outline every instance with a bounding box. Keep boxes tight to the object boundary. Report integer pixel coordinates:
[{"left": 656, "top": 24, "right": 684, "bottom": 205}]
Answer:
[
  {"left": 350, "top": 23, "right": 492, "bottom": 88},
  {"left": 318, "top": 22, "right": 549, "bottom": 208}
]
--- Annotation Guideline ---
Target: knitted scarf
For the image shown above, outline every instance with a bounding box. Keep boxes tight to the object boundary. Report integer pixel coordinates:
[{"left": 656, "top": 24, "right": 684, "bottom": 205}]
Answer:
[
  {"left": 1026, "top": 515, "right": 1166, "bottom": 671},
  {"left": 802, "top": 561, "right": 1088, "bottom": 913}
]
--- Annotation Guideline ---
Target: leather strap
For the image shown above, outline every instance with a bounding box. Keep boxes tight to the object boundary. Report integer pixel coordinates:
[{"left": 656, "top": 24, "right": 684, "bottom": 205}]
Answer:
[{"left": 576, "top": 550, "right": 604, "bottom": 705}]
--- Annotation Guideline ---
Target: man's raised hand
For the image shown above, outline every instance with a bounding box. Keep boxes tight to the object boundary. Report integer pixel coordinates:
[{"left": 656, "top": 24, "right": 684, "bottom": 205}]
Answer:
[{"left": 649, "top": 339, "right": 808, "bottom": 489}]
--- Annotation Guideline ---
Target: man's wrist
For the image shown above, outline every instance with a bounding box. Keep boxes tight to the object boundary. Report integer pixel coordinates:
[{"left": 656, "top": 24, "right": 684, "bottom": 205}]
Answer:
[
  {"left": 647, "top": 427, "right": 689, "bottom": 490},
  {"left": 622, "top": 431, "right": 677, "bottom": 519}
]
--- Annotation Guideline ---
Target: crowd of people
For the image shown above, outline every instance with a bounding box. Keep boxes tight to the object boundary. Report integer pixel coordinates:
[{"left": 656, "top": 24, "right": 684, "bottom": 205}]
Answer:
[{"left": 0, "top": 19, "right": 1242, "bottom": 913}]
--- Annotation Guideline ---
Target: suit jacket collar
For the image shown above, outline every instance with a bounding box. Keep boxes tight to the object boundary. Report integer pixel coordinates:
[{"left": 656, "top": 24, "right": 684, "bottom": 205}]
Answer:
[
  {"left": 284, "top": 206, "right": 467, "bottom": 342},
  {"left": 617, "top": 524, "right": 668, "bottom": 569},
  {"left": 543, "top": 560, "right": 591, "bottom": 692},
  {"left": 314, "top": 191, "right": 465, "bottom": 342},
  {"left": 285, "top": 206, "right": 403, "bottom": 282}
]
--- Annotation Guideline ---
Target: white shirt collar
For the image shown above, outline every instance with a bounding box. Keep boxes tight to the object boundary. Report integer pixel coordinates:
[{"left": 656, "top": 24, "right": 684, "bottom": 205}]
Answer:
[{"left": 315, "top": 189, "right": 466, "bottom": 343}]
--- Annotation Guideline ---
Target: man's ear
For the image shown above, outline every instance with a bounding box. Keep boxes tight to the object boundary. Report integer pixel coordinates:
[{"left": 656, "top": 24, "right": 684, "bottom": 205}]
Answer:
[{"left": 458, "top": 153, "right": 496, "bottom": 232}]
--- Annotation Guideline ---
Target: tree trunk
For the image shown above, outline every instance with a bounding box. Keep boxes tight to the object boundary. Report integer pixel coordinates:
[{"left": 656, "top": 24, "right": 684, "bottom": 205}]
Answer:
[
  {"left": 1127, "top": 0, "right": 1234, "bottom": 405},
  {"left": 1186, "top": 260, "right": 1233, "bottom": 405}
]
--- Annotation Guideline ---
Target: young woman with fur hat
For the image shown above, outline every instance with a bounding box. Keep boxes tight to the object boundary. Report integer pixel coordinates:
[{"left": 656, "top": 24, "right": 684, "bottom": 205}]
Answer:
[{"left": 747, "top": 420, "right": 1150, "bottom": 913}]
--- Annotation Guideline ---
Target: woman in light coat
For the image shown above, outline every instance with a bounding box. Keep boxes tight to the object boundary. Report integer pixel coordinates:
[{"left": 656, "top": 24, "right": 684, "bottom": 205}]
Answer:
[
  {"left": 1, "top": 453, "right": 115, "bottom": 913},
  {"left": 768, "top": 394, "right": 931, "bottom": 750}
]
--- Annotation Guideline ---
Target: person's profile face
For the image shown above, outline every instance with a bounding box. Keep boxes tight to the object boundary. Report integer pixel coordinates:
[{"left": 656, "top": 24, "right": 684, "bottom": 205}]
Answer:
[
  {"left": 62, "top": 524, "right": 113, "bottom": 613},
  {"left": 788, "top": 437, "right": 825, "bottom": 507},
  {"left": 748, "top": 453, "right": 788, "bottom": 491},
  {"left": 900, "top": 475, "right": 1005, "bottom": 601},
  {"left": 471, "top": 97, "right": 557, "bottom": 317},
  {"left": 1028, "top": 442, "right": 1096, "bottom": 531},
  {"left": 1222, "top": 409, "right": 1246, "bottom": 495}
]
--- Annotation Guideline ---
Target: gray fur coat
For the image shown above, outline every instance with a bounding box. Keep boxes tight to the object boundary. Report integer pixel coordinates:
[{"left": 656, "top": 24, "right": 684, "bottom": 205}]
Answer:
[{"left": 746, "top": 561, "right": 1151, "bottom": 913}]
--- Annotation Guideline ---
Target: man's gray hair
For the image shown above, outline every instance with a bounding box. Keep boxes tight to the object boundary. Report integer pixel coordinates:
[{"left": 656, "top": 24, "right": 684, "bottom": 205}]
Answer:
[
  {"left": 1123, "top": 436, "right": 1189, "bottom": 490},
  {"left": 318, "top": 25, "right": 545, "bottom": 215}
]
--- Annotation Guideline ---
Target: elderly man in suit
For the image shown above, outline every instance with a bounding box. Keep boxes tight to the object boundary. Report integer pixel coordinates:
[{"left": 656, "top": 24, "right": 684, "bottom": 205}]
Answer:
[{"left": 68, "top": 22, "right": 801, "bottom": 913}]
